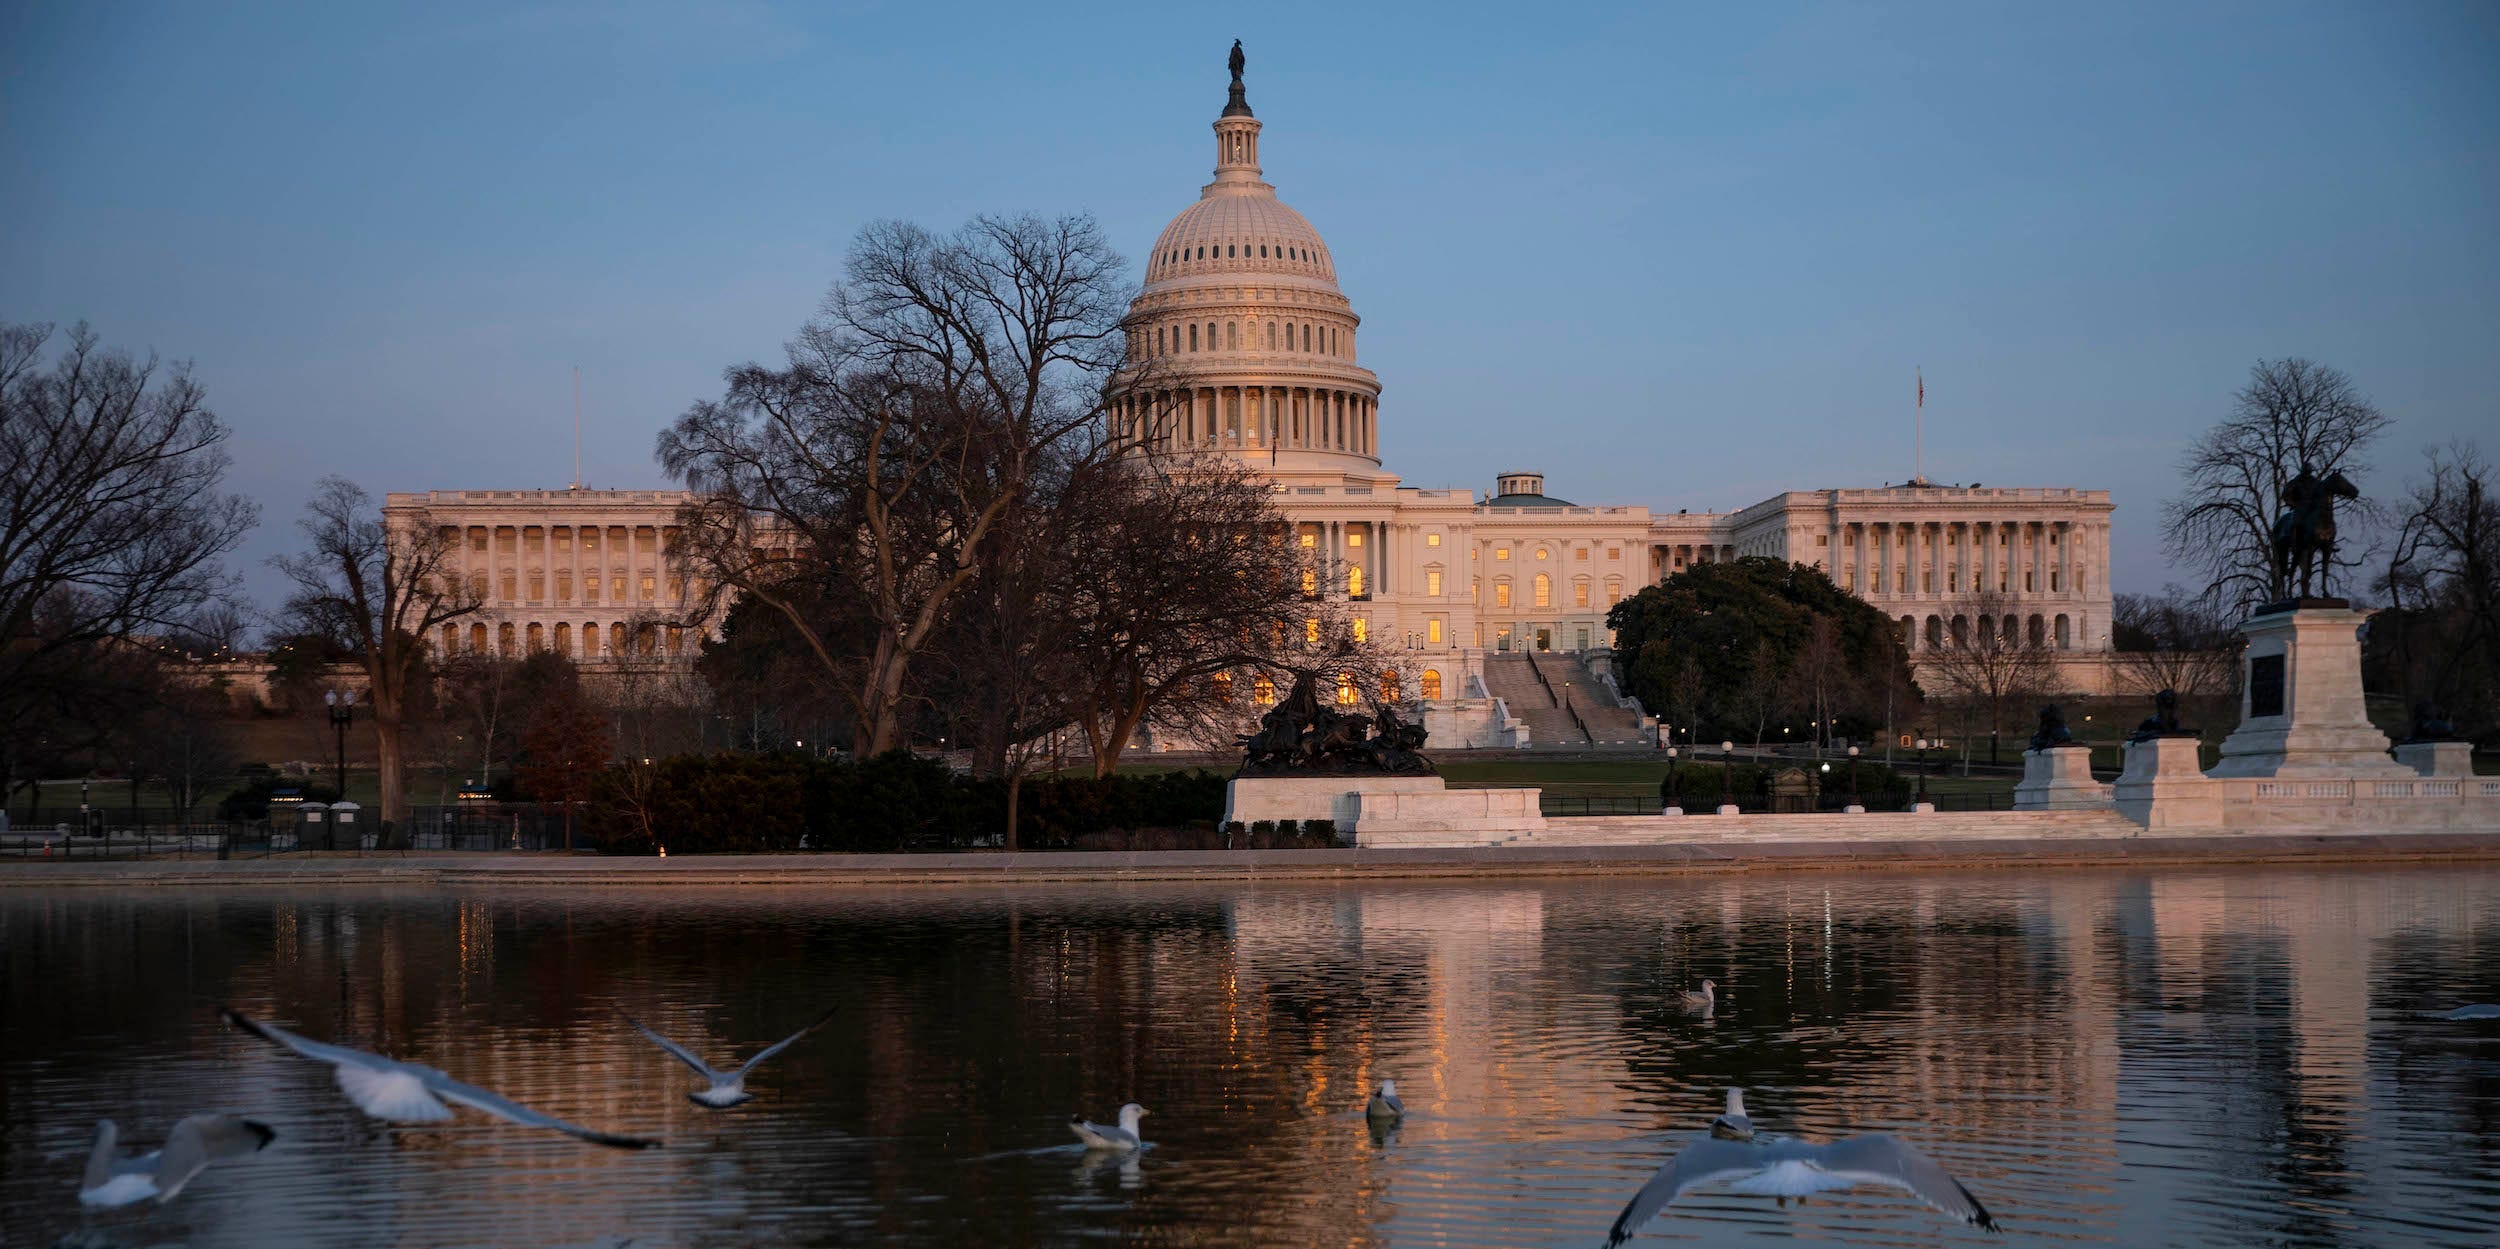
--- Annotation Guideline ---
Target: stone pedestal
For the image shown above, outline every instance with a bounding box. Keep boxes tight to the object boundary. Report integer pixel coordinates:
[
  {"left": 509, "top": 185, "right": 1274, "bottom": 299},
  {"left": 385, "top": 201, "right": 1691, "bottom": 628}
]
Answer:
[
  {"left": 2394, "top": 740, "right": 2475, "bottom": 778},
  {"left": 2210, "top": 605, "right": 2413, "bottom": 778},
  {"left": 1349, "top": 786, "right": 1545, "bottom": 847},
  {"left": 2014, "top": 745, "right": 2111, "bottom": 810},
  {"left": 2114, "top": 735, "right": 2220, "bottom": 830},
  {"left": 1224, "top": 775, "right": 1446, "bottom": 831}
]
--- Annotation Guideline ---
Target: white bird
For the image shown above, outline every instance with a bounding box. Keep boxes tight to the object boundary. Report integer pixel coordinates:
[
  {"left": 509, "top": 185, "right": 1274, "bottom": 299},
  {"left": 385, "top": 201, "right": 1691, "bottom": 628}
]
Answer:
[
  {"left": 623, "top": 1006, "right": 837, "bottom": 1109},
  {"left": 1709, "top": 1088, "right": 1754, "bottom": 1141},
  {"left": 2436, "top": 1004, "right": 2500, "bottom": 1020},
  {"left": 1675, "top": 980, "right": 1717, "bottom": 1013},
  {"left": 1605, "top": 1131, "right": 1997, "bottom": 1245},
  {"left": 78, "top": 1116, "right": 274, "bottom": 1207},
  {"left": 220, "top": 1006, "right": 657, "bottom": 1150},
  {"left": 1069, "top": 1103, "right": 1149, "bottom": 1151},
  {"left": 1366, "top": 1080, "right": 1405, "bottom": 1123}
]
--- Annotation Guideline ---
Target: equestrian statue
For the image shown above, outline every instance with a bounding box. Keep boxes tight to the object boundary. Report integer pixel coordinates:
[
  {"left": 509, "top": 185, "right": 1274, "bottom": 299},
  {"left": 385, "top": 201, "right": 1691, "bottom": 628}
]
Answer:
[{"left": 2271, "top": 462, "right": 2359, "bottom": 601}]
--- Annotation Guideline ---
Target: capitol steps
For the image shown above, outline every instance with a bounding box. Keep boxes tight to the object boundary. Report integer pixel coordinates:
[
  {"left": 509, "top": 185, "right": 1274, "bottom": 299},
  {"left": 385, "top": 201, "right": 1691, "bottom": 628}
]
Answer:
[{"left": 1478, "top": 654, "right": 1648, "bottom": 747}]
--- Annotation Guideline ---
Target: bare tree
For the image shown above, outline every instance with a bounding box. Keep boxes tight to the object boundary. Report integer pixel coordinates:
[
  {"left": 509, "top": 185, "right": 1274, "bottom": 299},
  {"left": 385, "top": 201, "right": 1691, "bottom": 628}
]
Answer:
[
  {"left": 1784, "top": 616, "right": 1849, "bottom": 753},
  {"left": 0, "top": 321, "right": 255, "bottom": 803},
  {"left": 660, "top": 214, "right": 1141, "bottom": 758},
  {"left": 1924, "top": 590, "right": 2060, "bottom": 763},
  {"left": 2164, "top": 358, "right": 2390, "bottom": 609},
  {"left": 2111, "top": 584, "right": 2241, "bottom": 715},
  {"left": 2378, "top": 442, "right": 2500, "bottom": 733},
  {"left": 436, "top": 653, "right": 518, "bottom": 787},
  {"left": 1733, "top": 637, "right": 1787, "bottom": 748},
  {"left": 271, "top": 477, "right": 479, "bottom": 840}
]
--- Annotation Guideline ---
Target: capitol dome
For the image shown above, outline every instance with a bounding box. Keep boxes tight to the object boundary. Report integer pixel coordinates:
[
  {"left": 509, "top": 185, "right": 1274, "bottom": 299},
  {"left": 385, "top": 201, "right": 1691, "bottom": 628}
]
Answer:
[{"left": 1112, "top": 47, "right": 1384, "bottom": 478}]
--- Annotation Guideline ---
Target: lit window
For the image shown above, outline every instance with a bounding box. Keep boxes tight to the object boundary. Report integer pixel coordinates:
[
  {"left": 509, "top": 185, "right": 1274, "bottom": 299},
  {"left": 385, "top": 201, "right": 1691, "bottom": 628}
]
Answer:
[
  {"left": 1576, "top": 547, "right": 1589, "bottom": 561},
  {"left": 527, "top": 573, "right": 543, "bottom": 600},
  {"left": 1353, "top": 618, "right": 1367, "bottom": 642},
  {"left": 1536, "top": 548, "right": 1549, "bottom": 560},
  {"left": 1426, "top": 533, "right": 1441, "bottom": 547},
  {"left": 1349, "top": 566, "right": 1364, "bottom": 597},
  {"left": 1253, "top": 673, "right": 1275, "bottom": 705},
  {"left": 1422, "top": 669, "right": 1443, "bottom": 698},
  {"left": 1534, "top": 574, "right": 1551, "bottom": 608},
  {"left": 1301, "top": 532, "right": 1315, "bottom": 548},
  {"left": 1495, "top": 581, "right": 1512, "bottom": 608},
  {"left": 1307, "top": 618, "right": 1320, "bottom": 644},
  {"left": 1575, "top": 581, "right": 1590, "bottom": 607},
  {"left": 1336, "top": 673, "right": 1357, "bottom": 705},
  {"left": 1496, "top": 547, "right": 1510, "bottom": 561},
  {"left": 1426, "top": 570, "right": 1443, "bottom": 596},
  {"left": 1212, "top": 672, "right": 1233, "bottom": 701},
  {"left": 1301, "top": 569, "right": 1317, "bottom": 596},
  {"left": 640, "top": 576, "right": 657, "bottom": 601},
  {"left": 1381, "top": 670, "right": 1400, "bottom": 701},
  {"left": 1347, "top": 530, "right": 1363, "bottom": 548},
  {"left": 1428, "top": 618, "right": 1443, "bottom": 644}
]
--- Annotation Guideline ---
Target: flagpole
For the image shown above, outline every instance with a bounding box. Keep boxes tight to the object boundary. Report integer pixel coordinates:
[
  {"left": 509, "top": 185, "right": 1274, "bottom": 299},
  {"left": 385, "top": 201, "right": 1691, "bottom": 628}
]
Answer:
[{"left": 1915, "top": 366, "right": 1924, "bottom": 485}]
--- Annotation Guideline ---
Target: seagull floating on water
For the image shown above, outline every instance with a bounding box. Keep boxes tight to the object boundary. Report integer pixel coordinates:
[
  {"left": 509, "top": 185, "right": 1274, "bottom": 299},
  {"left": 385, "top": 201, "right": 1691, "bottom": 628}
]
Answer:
[
  {"left": 1069, "top": 1103, "right": 1148, "bottom": 1152},
  {"left": 1675, "top": 980, "right": 1716, "bottom": 1013},
  {"left": 1366, "top": 1080, "right": 1405, "bottom": 1123},
  {"left": 1709, "top": 1089, "right": 1753, "bottom": 1141},
  {"left": 79, "top": 1116, "right": 274, "bottom": 1207},
  {"left": 623, "top": 1006, "right": 837, "bottom": 1109},
  {"left": 1604, "top": 1095, "right": 1997, "bottom": 1245},
  {"left": 2435, "top": 1004, "right": 2500, "bottom": 1020},
  {"left": 220, "top": 1006, "right": 657, "bottom": 1149}
]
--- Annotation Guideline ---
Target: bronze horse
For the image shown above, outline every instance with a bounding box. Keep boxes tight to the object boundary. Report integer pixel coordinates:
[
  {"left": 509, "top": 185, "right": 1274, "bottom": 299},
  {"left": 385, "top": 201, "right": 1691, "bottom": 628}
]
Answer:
[{"left": 2271, "top": 464, "right": 2358, "bottom": 600}]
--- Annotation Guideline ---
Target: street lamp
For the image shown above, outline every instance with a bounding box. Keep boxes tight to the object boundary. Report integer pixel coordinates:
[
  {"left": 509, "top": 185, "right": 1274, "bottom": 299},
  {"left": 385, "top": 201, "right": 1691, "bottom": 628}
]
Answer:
[
  {"left": 1846, "top": 744, "right": 1862, "bottom": 812},
  {"left": 1659, "top": 746, "right": 1680, "bottom": 815},
  {"left": 1718, "top": 739, "right": 1736, "bottom": 813},
  {"left": 324, "top": 689, "right": 356, "bottom": 802},
  {"left": 1914, "top": 733, "right": 1933, "bottom": 808}
]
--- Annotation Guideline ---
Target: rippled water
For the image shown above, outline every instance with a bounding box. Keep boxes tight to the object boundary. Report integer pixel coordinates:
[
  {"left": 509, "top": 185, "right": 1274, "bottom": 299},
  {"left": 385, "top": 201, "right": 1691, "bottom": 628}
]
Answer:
[{"left": 4, "top": 866, "right": 2498, "bottom": 1247}]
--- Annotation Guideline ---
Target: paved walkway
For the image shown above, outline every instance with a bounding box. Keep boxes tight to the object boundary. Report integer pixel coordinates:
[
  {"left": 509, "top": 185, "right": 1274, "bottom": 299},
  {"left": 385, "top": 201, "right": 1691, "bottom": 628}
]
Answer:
[{"left": 5, "top": 830, "right": 2498, "bottom": 889}]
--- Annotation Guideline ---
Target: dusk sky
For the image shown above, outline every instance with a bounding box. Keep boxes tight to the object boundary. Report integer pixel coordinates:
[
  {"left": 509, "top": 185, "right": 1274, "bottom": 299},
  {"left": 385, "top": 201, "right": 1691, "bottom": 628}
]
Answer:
[{"left": 6, "top": 2, "right": 2495, "bottom": 618}]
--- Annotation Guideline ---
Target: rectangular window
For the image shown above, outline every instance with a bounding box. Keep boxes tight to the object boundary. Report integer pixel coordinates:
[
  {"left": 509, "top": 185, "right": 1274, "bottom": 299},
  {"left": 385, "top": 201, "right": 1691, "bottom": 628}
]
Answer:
[
  {"left": 1347, "top": 530, "right": 1363, "bottom": 548},
  {"left": 1574, "top": 582, "right": 1590, "bottom": 607},
  {"left": 1496, "top": 547, "right": 1510, "bottom": 560},
  {"left": 1816, "top": 534, "right": 1829, "bottom": 547},
  {"left": 1923, "top": 570, "right": 1934, "bottom": 593},
  {"left": 1352, "top": 618, "right": 1367, "bottom": 643},
  {"left": 1300, "top": 533, "right": 1315, "bottom": 548},
  {"left": 499, "top": 572, "right": 516, "bottom": 602},
  {"left": 2051, "top": 571, "right": 2063, "bottom": 592},
  {"left": 612, "top": 576, "right": 625, "bottom": 600},
  {"left": 554, "top": 529, "right": 572, "bottom": 552},
  {"left": 1427, "top": 618, "right": 1444, "bottom": 644},
  {"left": 1576, "top": 547, "right": 1589, "bottom": 561},
  {"left": 1495, "top": 582, "right": 1512, "bottom": 608},
  {"left": 640, "top": 575, "right": 657, "bottom": 601},
  {"left": 1426, "top": 570, "right": 1443, "bottom": 596},
  {"left": 527, "top": 573, "right": 543, "bottom": 600},
  {"left": 584, "top": 577, "right": 599, "bottom": 603},
  {"left": 1426, "top": 533, "right": 1441, "bottom": 548},
  {"left": 2026, "top": 572, "right": 2037, "bottom": 592},
  {"left": 1306, "top": 618, "right": 1320, "bottom": 644},
  {"left": 556, "top": 572, "right": 572, "bottom": 602}
]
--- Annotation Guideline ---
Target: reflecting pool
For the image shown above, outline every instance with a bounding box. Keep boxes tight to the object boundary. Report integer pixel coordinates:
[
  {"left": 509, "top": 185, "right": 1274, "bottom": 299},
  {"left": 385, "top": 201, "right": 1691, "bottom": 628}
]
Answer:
[{"left": 4, "top": 865, "right": 2497, "bottom": 1247}]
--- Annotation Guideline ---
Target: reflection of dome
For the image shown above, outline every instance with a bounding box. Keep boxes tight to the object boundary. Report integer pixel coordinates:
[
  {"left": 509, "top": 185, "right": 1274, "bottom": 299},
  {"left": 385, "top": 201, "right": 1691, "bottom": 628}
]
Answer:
[{"left": 1114, "top": 48, "right": 1385, "bottom": 476}]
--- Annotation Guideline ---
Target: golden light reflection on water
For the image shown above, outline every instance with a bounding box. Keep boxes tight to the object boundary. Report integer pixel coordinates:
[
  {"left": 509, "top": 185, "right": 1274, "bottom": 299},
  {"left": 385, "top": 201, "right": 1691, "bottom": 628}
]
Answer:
[{"left": 0, "top": 867, "right": 2496, "bottom": 1248}]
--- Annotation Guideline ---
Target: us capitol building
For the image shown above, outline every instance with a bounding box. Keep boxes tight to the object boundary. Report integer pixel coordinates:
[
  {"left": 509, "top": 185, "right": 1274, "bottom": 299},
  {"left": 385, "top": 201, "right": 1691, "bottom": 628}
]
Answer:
[{"left": 389, "top": 54, "right": 2115, "bottom": 743}]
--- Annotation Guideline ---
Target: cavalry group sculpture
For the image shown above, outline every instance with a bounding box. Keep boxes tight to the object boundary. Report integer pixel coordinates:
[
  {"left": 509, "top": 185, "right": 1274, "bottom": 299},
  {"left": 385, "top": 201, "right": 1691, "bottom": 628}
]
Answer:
[{"left": 1236, "top": 671, "right": 1435, "bottom": 776}]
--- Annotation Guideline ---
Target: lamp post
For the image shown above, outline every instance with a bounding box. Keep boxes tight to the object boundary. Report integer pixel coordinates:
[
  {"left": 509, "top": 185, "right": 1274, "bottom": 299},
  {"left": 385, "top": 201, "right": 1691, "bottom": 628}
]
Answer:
[
  {"left": 1846, "top": 744, "right": 1862, "bottom": 812},
  {"left": 324, "top": 689, "right": 356, "bottom": 802},
  {"left": 1718, "top": 739, "right": 1736, "bottom": 814},
  {"left": 1659, "top": 746, "right": 1680, "bottom": 815},
  {"left": 1914, "top": 733, "right": 1933, "bottom": 809}
]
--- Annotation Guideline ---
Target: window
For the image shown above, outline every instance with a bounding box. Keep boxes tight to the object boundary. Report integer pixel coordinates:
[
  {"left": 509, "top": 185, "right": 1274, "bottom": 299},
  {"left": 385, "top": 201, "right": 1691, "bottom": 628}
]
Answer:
[
  {"left": 1226, "top": 244, "right": 1235, "bottom": 258},
  {"left": 1496, "top": 547, "right": 1510, "bottom": 560},
  {"left": 1427, "top": 618, "right": 1443, "bottom": 644},
  {"left": 1495, "top": 580, "right": 1512, "bottom": 608},
  {"left": 1426, "top": 570, "right": 1443, "bottom": 596},
  {"left": 526, "top": 622, "right": 544, "bottom": 652},
  {"left": 470, "top": 623, "right": 488, "bottom": 653},
  {"left": 1267, "top": 322, "right": 1276, "bottom": 349},
  {"left": 1606, "top": 579, "right": 1623, "bottom": 606},
  {"left": 1381, "top": 670, "right": 1400, "bottom": 701},
  {"left": 2051, "top": 570, "right": 2063, "bottom": 591},
  {"left": 640, "top": 575, "right": 657, "bottom": 601},
  {"left": 1307, "top": 618, "right": 1321, "bottom": 644},
  {"left": 499, "top": 572, "right": 516, "bottom": 602},
  {"left": 1302, "top": 324, "right": 1311, "bottom": 351},
  {"left": 1426, "top": 533, "right": 1441, "bottom": 547},
  {"left": 553, "top": 623, "right": 570, "bottom": 655},
  {"left": 611, "top": 622, "right": 627, "bottom": 654},
  {"left": 1574, "top": 580, "right": 1590, "bottom": 607},
  {"left": 1817, "top": 534, "right": 1829, "bottom": 547},
  {"left": 1536, "top": 547, "right": 1549, "bottom": 560},
  {"left": 1226, "top": 321, "right": 1238, "bottom": 349},
  {"left": 611, "top": 575, "right": 624, "bottom": 600},
  {"left": 1347, "top": 529, "right": 1363, "bottom": 548},
  {"left": 1353, "top": 618, "right": 1368, "bottom": 642},
  {"left": 1348, "top": 566, "right": 1365, "bottom": 597},
  {"left": 1336, "top": 673, "right": 1357, "bottom": 705},
  {"left": 556, "top": 571, "right": 572, "bottom": 602},
  {"left": 1190, "top": 324, "right": 1199, "bottom": 351},
  {"left": 526, "top": 573, "right": 543, "bottom": 600},
  {"left": 667, "top": 627, "right": 684, "bottom": 656},
  {"left": 1212, "top": 672, "right": 1233, "bottom": 701},
  {"left": 1422, "top": 669, "right": 1443, "bottom": 699},
  {"left": 1300, "top": 532, "right": 1316, "bottom": 548},
  {"left": 1576, "top": 546, "right": 1589, "bottom": 561},
  {"left": 1301, "top": 569, "right": 1317, "bottom": 597},
  {"left": 1533, "top": 574, "right": 1551, "bottom": 607},
  {"left": 1253, "top": 673, "right": 1276, "bottom": 705}
]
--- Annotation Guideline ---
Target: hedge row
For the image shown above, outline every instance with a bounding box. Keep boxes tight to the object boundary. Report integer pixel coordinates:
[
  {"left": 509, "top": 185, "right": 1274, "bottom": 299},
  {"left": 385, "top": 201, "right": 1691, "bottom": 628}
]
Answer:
[{"left": 581, "top": 752, "right": 1228, "bottom": 853}]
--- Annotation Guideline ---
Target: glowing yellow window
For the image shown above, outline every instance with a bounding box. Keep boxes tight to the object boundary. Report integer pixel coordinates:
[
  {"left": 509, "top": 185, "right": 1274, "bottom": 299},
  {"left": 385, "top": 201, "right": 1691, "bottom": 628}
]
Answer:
[
  {"left": 1426, "top": 570, "right": 1442, "bottom": 596},
  {"left": 640, "top": 576, "right": 656, "bottom": 601},
  {"left": 1306, "top": 618, "right": 1320, "bottom": 644},
  {"left": 1352, "top": 618, "right": 1368, "bottom": 642},
  {"left": 1575, "top": 581, "right": 1590, "bottom": 607},
  {"left": 1496, "top": 547, "right": 1510, "bottom": 560},
  {"left": 1347, "top": 530, "right": 1363, "bottom": 548},
  {"left": 1301, "top": 532, "right": 1316, "bottom": 548},
  {"left": 1426, "top": 533, "right": 1441, "bottom": 547},
  {"left": 1495, "top": 582, "right": 1512, "bottom": 608},
  {"left": 1348, "top": 566, "right": 1364, "bottom": 597},
  {"left": 1533, "top": 574, "right": 1550, "bottom": 608},
  {"left": 1381, "top": 670, "right": 1400, "bottom": 701},
  {"left": 1253, "top": 673, "right": 1276, "bottom": 705},
  {"left": 1427, "top": 618, "right": 1443, "bottom": 644},
  {"left": 1336, "top": 673, "right": 1357, "bottom": 705},
  {"left": 1212, "top": 672, "right": 1233, "bottom": 701},
  {"left": 1301, "top": 569, "right": 1317, "bottom": 596},
  {"left": 1421, "top": 669, "right": 1443, "bottom": 698}
]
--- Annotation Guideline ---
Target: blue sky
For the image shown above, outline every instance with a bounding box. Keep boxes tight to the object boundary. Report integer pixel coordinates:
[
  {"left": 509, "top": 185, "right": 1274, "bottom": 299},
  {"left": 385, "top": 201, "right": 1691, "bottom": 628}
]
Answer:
[{"left": 5, "top": 1, "right": 2495, "bottom": 614}]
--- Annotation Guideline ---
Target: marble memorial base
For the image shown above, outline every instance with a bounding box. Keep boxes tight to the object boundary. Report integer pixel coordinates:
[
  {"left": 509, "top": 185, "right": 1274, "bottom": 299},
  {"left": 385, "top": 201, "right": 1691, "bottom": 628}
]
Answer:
[
  {"left": 1223, "top": 775, "right": 1446, "bottom": 833},
  {"left": 2014, "top": 745, "right": 2110, "bottom": 810},
  {"left": 2210, "top": 606, "right": 2413, "bottom": 778},
  {"left": 2114, "top": 735, "right": 2220, "bottom": 830},
  {"left": 2395, "top": 741, "right": 2475, "bottom": 779}
]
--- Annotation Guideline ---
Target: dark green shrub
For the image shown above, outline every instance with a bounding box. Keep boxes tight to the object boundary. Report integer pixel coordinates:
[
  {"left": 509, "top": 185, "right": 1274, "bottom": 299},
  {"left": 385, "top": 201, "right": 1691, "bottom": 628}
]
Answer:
[{"left": 1303, "top": 818, "right": 1337, "bottom": 844}]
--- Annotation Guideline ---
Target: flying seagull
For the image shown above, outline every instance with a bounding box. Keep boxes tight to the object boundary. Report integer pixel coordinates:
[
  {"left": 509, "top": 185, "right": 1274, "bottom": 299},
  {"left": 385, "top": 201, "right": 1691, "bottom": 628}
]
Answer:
[
  {"left": 623, "top": 1006, "right": 838, "bottom": 1109},
  {"left": 1069, "top": 1103, "right": 1148, "bottom": 1152},
  {"left": 1676, "top": 980, "right": 1717, "bottom": 1013},
  {"left": 79, "top": 1116, "right": 275, "bottom": 1207},
  {"left": 1366, "top": 1080, "right": 1405, "bottom": 1124},
  {"left": 1710, "top": 1089, "right": 1753, "bottom": 1141},
  {"left": 219, "top": 1006, "right": 658, "bottom": 1150},
  {"left": 1604, "top": 1132, "right": 1997, "bottom": 1245}
]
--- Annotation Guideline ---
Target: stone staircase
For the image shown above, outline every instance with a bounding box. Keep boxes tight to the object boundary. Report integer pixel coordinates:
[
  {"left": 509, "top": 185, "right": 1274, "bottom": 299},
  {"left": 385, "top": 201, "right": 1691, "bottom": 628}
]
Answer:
[{"left": 1479, "top": 653, "right": 1648, "bottom": 747}]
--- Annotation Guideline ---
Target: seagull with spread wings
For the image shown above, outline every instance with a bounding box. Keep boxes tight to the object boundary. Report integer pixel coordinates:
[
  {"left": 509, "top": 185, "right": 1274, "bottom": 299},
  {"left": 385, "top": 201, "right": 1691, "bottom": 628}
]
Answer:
[
  {"left": 220, "top": 1006, "right": 658, "bottom": 1150},
  {"left": 79, "top": 1115, "right": 275, "bottom": 1207},
  {"left": 622, "top": 1006, "right": 837, "bottom": 1109},
  {"left": 1604, "top": 1093, "right": 1996, "bottom": 1245}
]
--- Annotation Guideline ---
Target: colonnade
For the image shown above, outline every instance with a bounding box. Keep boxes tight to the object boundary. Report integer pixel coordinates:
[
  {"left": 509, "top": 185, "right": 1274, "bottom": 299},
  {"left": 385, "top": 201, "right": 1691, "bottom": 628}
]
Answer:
[
  {"left": 1114, "top": 385, "right": 1376, "bottom": 457},
  {"left": 431, "top": 519, "right": 715, "bottom": 661}
]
